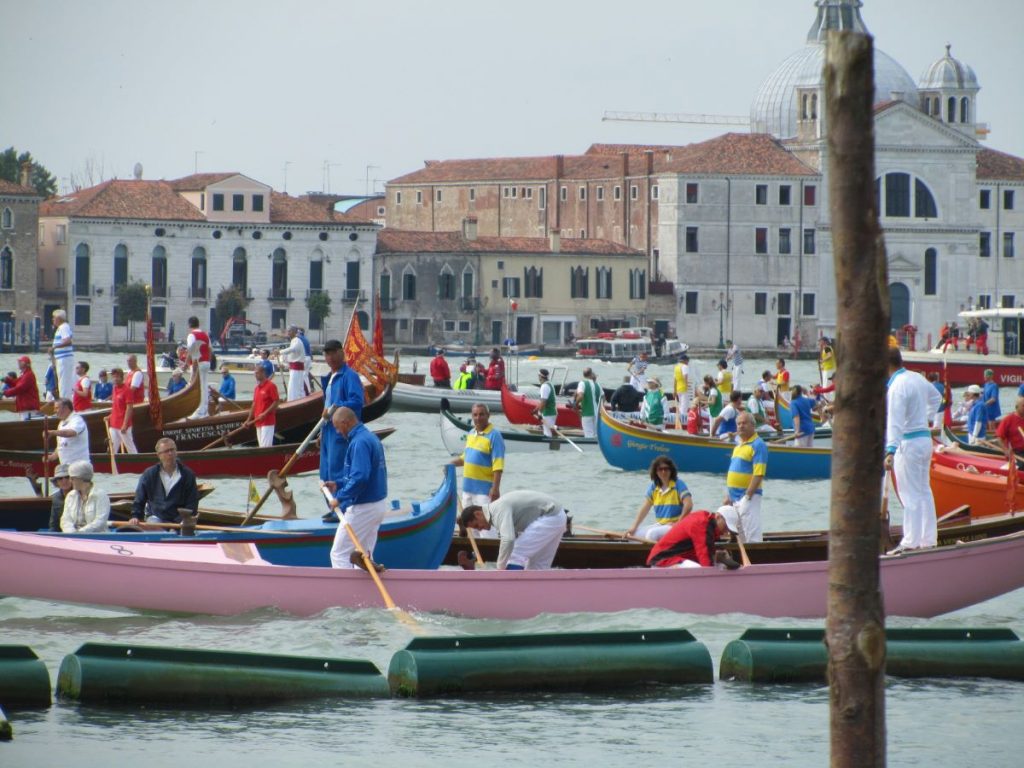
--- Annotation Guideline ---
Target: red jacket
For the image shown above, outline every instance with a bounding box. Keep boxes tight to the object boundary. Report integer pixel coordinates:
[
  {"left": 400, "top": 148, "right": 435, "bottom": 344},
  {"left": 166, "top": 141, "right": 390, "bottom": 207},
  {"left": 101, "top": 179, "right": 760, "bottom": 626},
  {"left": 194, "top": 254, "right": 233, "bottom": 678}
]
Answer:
[
  {"left": 647, "top": 511, "right": 718, "bottom": 567},
  {"left": 4, "top": 369, "right": 40, "bottom": 413},
  {"left": 484, "top": 358, "right": 505, "bottom": 390},
  {"left": 429, "top": 355, "right": 451, "bottom": 382}
]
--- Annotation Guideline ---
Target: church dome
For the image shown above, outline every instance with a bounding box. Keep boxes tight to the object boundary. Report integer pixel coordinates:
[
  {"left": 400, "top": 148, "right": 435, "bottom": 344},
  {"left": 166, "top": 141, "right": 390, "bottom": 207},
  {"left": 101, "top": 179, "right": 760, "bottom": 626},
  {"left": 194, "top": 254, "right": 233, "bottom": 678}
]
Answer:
[
  {"left": 919, "top": 45, "right": 979, "bottom": 91},
  {"left": 750, "top": 1, "right": 918, "bottom": 139}
]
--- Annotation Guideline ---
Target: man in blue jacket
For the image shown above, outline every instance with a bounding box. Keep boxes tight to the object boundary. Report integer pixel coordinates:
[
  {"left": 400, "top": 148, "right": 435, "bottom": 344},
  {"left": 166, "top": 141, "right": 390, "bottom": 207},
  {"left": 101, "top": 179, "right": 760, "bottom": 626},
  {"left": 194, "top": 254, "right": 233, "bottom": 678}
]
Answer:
[
  {"left": 127, "top": 438, "right": 200, "bottom": 524},
  {"left": 319, "top": 339, "right": 365, "bottom": 523},
  {"left": 323, "top": 407, "right": 388, "bottom": 569}
]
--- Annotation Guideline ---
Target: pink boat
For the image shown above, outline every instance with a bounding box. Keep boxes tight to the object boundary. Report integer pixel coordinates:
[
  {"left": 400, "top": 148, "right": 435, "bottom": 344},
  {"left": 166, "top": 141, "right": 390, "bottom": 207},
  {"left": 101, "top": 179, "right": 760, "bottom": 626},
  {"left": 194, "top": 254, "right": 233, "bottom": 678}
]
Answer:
[{"left": 1, "top": 530, "right": 1022, "bottom": 620}]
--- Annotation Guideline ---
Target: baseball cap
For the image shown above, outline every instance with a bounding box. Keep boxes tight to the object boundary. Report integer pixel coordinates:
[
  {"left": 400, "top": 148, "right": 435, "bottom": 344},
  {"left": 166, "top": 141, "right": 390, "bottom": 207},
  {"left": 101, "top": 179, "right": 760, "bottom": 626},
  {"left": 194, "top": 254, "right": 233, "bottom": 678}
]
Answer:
[
  {"left": 967, "top": 384, "right": 983, "bottom": 395},
  {"left": 17, "top": 355, "right": 30, "bottom": 365},
  {"left": 717, "top": 505, "right": 740, "bottom": 534}
]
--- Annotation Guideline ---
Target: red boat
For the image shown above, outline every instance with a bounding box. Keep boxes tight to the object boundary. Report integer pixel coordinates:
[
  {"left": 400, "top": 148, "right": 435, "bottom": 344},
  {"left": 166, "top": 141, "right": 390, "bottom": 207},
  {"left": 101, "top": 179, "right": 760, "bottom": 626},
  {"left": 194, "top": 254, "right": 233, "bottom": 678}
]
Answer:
[
  {"left": 930, "top": 460, "right": 1024, "bottom": 518},
  {"left": 500, "top": 384, "right": 582, "bottom": 429}
]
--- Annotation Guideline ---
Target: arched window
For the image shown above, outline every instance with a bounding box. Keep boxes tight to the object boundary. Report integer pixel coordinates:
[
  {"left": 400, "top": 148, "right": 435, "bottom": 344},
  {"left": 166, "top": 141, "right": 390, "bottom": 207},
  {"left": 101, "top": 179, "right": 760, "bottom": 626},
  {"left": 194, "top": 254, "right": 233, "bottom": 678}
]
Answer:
[
  {"left": 191, "top": 246, "right": 207, "bottom": 298},
  {"left": 960, "top": 97, "right": 969, "bottom": 123},
  {"left": 524, "top": 266, "right": 543, "bottom": 298},
  {"left": 1, "top": 208, "right": 12, "bottom": 229},
  {"left": 379, "top": 269, "right": 392, "bottom": 309},
  {"left": 232, "top": 247, "right": 248, "bottom": 294},
  {"left": 151, "top": 245, "right": 167, "bottom": 297},
  {"left": 438, "top": 264, "right": 455, "bottom": 300},
  {"left": 596, "top": 267, "right": 612, "bottom": 299},
  {"left": 0, "top": 247, "right": 13, "bottom": 289},
  {"left": 878, "top": 173, "right": 939, "bottom": 219},
  {"left": 461, "top": 265, "right": 475, "bottom": 299},
  {"left": 271, "top": 248, "right": 288, "bottom": 299},
  {"left": 924, "top": 248, "right": 937, "bottom": 295},
  {"left": 889, "top": 282, "right": 911, "bottom": 328},
  {"left": 75, "top": 243, "right": 91, "bottom": 297},
  {"left": 570, "top": 266, "right": 589, "bottom": 299},
  {"left": 810, "top": 93, "right": 818, "bottom": 119},
  {"left": 932, "top": 96, "right": 940, "bottom": 116},
  {"left": 801, "top": 94, "right": 810, "bottom": 120},
  {"left": 915, "top": 179, "right": 938, "bottom": 218},
  {"left": 309, "top": 248, "right": 324, "bottom": 293},
  {"left": 947, "top": 96, "right": 956, "bottom": 123},
  {"left": 884, "top": 172, "right": 911, "bottom": 217},
  {"left": 113, "top": 243, "right": 128, "bottom": 289},
  {"left": 402, "top": 267, "right": 417, "bottom": 301}
]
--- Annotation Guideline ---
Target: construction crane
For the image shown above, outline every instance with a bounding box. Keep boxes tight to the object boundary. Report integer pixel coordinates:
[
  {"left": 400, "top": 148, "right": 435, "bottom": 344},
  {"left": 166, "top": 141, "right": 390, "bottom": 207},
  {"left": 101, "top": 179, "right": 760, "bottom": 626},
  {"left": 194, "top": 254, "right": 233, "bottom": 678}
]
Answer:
[{"left": 602, "top": 110, "right": 750, "bottom": 128}]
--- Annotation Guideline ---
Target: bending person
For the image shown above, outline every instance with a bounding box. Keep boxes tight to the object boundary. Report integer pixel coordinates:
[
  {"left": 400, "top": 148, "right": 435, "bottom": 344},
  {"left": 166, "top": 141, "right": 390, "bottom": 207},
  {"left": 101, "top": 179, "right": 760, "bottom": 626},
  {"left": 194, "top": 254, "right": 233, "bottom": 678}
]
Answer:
[{"left": 460, "top": 490, "right": 567, "bottom": 570}]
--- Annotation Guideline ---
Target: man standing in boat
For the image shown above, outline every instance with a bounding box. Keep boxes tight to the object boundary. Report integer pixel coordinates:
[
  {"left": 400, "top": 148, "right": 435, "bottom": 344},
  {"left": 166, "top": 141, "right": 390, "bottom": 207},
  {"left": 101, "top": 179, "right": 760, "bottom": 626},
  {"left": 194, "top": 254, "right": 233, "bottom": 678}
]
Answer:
[
  {"left": 108, "top": 368, "right": 138, "bottom": 454},
  {"left": 884, "top": 347, "right": 942, "bottom": 554},
  {"left": 430, "top": 348, "right": 451, "bottom": 389},
  {"left": 573, "top": 367, "right": 602, "bottom": 438},
  {"left": 722, "top": 412, "right": 767, "bottom": 542},
  {"left": 125, "top": 354, "right": 147, "bottom": 404},
  {"left": 279, "top": 325, "right": 307, "bottom": 402},
  {"left": 320, "top": 339, "right": 365, "bottom": 522},
  {"left": 627, "top": 351, "right": 649, "bottom": 392},
  {"left": 46, "top": 398, "right": 90, "bottom": 467},
  {"left": 673, "top": 352, "right": 693, "bottom": 431},
  {"left": 185, "top": 316, "right": 212, "bottom": 418},
  {"left": 460, "top": 490, "right": 567, "bottom": 570},
  {"left": 725, "top": 340, "right": 744, "bottom": 395},
  {"left": 128, "top": 438, "right": 200, "bottom": 525},
  {"left": 323, "top": 407, "right": 388, "bottom": 569},
  {"left": 532, "top": 369, "right": 557, "bottom": 438},
  {"left": 50, "top": 308, "right": 75, "bottom": 400},
  {"left": 244, "top": 361, "right": 280, "bottom": 448},
  {"left": 449, "top": 402, "right": 505, "bottom": 509},
  {"left": 982, "top": 368, "right": 1001, "bottom": 423}
]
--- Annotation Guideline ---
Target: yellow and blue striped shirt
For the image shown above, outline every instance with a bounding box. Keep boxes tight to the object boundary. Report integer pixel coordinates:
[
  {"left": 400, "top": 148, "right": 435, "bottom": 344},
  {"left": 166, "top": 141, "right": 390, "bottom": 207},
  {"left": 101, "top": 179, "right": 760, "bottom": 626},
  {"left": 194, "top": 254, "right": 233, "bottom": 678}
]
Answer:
[
  {"left": 726, "top": 435, "right": 768, "bottom": 502},
  {"left": 462, "top": 424, "right": 506, "bottom": 495},
  {"left": 645, "top": 479, "right": 692, "bottom": 524}
]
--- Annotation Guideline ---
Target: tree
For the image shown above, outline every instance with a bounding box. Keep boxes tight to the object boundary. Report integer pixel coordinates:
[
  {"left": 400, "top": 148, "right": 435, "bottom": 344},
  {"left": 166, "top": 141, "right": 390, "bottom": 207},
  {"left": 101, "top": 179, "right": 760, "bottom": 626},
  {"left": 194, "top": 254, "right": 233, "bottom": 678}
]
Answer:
[
  {"left": 306, "top": 291, "right": 332, "bottom": 342},
  {"left": 216, "top": 286, "right": 248, "bottom": 324},
  {"left": 117, "top": 282, "right": 149, "bottom": 342},
  {"left": 0, "top": 147, "right": 58, "bottom": 198}
]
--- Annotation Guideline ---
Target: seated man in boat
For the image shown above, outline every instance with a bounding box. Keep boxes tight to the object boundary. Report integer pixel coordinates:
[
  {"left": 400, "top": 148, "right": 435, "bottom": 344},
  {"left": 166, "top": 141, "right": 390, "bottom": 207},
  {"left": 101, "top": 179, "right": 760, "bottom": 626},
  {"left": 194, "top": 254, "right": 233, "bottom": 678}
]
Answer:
[
  {"left": 453, "top": 364, "right": 474, "bottom": 390},
  {"left": 483, "top": 348, "right": 505, "bottom": 391},
  {"left": 639, "top": 378, "right": 668, "bottom": 432},
  {"left": 646, "top": 506, "right": 741, "bottom": 568},
  {"left": 3, "top": 355, "right": 40, "bottom": 420},
  {"left": 965, "top": 385, "right": 988, "bottom": 446},
  {"left": 996, "top": 396, "right": 1024, "bottom": 458},
  {"left": 48, "top": 463, "right": 73, "bottom": 531},
  {"left": 127, "top": 438, "right": 200, "bottom": 525},
  {"left": 93, "top": 369, "right": 113, "bottom": 402},
  {"left": 218, "top": 364, "right": 237, "bottom": 401},
  {"left": 460, "top": 490, "right": 567, "bottom": 570},
  {"left": 322, "top": 407, "right": 388, "bottom": 569},
  {"left": 710, "top": 390, "right": 744, "bottom": 441},
  {"left": 166, "top": 369, "right": 187, "bottom": 395}
]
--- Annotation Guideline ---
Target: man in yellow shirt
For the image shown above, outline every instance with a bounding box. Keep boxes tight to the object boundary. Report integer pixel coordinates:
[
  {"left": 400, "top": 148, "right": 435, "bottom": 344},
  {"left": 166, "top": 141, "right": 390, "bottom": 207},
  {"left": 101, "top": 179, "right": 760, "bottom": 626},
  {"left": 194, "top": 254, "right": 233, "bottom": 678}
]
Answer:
[{"left": 673, "top": 352, "right": 692, "bottom": 430}]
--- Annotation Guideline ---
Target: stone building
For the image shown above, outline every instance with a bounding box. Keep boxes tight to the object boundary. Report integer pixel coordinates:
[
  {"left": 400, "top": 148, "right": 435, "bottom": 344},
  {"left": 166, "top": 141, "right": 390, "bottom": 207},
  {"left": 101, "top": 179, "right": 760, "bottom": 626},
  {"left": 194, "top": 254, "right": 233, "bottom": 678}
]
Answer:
[
  {"left": 375, "top": 223, "right": 654, "bottom": 347},
  {"left": 38, "top": 173, "right": 376, "bottom": 346},
  {"left": 0, "top": 173, "right": 41, "bottom": 336}
]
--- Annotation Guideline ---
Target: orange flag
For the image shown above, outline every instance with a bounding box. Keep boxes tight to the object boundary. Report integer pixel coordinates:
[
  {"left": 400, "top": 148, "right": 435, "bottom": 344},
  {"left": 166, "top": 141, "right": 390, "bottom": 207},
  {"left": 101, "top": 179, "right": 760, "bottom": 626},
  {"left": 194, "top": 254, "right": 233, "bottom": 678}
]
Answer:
[{"left": 373, "top": 293, "right": 385, "bottom": 357}]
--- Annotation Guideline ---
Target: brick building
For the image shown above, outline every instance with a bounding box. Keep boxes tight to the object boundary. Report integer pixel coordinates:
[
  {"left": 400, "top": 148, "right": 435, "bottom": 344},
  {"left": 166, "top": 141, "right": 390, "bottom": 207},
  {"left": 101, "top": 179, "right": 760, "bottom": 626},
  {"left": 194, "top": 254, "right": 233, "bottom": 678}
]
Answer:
[{"left": 0, "top": 173, "right": 41, "bottom": 336}]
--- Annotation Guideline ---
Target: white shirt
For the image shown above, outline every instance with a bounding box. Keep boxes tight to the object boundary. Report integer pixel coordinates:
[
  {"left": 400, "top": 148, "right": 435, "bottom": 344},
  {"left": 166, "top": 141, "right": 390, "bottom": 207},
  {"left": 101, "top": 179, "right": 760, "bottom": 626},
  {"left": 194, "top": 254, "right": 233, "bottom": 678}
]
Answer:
[
  {"left": 885, "top": 368, "right": 941, "bottom": 452},
  {"left": 53, "top": 322, "right": 74, "bottom": 358},
  {"left": 128, "top": 369, "right": 145, "bottom": 394},
  {"left": 57, "top": 412, "right": 90, "bottom": 464},
  {"left": 282, "top": 336, "right": 305, "bottom": 365},
  {"left": 160, "top": 466, "right": 182, "bottom": 495}
]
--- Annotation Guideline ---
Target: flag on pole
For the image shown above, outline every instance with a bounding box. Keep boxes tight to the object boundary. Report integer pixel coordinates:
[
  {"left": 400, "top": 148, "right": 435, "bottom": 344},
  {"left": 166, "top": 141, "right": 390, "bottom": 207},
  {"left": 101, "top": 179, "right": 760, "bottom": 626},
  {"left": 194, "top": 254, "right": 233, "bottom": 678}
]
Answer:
[
  {"left": 247, "top": 477, "right": 260, "bottom": 509},
  {"left": 344, "top": 312, "right": 396, "bottom": 392},
  {"left": 372, "top": 293, "right": 385, "bottom": 357}
]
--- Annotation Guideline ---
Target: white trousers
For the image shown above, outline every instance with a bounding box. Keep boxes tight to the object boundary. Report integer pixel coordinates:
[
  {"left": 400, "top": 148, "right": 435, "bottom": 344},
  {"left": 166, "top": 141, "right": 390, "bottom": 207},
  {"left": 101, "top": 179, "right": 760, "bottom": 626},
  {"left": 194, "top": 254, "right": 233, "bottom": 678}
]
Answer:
[
  {"left": 111, "top": 426, "right": 138, "bottom": 454},
  {"left": 541, "top": 414, "right": 556, "bottom": 438},
  {"left": 731, "top": 367, "right": 743, "bottom": 394},
  {"left": 894, "top": 438, "right": 937, "bottom": 548},
  {"left": 580, "top": 415, "right": 596, "bottom": 439},
  {"left": 734, "top": 494, "right": 763, "bottom": 543},
  {"left": 56, "top": 356, "right": 75, "bottom": 401},
  {"left": 793, "top": 433, "right": 814, "bottom": 448},
  {"left": 637, "top": 522, "right": 673, "bottom": 542},
  {"left": 508, "top": 509, "right": 567, "bottom": 570},
  {"left": 675, "top": 393, "right": 690, "bottom": 428},
  {"left": 330, "top": 498, "right": 388, "bottom": 569},
  {"left": 256, "top": 424, "right": 275, "bottom": 447},
  {"left": 287, "top": 369, "right": 305, "bottom": 401},
  {"left": 190, "top": 362, "right": 211, "bottom": 417}
]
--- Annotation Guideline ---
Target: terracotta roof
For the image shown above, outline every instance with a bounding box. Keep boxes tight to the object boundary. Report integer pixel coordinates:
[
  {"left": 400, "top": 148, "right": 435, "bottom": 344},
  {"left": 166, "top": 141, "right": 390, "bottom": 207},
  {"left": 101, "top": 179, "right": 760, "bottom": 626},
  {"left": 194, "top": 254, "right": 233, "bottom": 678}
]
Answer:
[
  {"left": 0, "top": 179, "right": 38, "bottom": 196},
  {"left": 657, "top": 133, "right": 818, "bottom": 176},
  {"left": 269, "top": 191, "right": 373, "bottom": 225},
  {"left": 377, "top": 229, "right": 642, "bottom": 256},
  {"left": 389, "top": 156, "right": 562, "bottom": 184},
  {"left": 977, "top": 148, "right": 1024, "bottom": 181},
  {"left": 39, "top": 180, "right": 205, "bottom": 221},
  {"left": 168, "top": 173, "right": 241, "bottom": 191}
]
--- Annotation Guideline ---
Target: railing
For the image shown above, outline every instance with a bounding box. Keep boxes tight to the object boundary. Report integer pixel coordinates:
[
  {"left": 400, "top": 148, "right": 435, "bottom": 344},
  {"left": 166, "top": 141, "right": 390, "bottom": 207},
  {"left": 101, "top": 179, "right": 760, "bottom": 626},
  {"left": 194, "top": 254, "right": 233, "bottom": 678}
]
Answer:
[
  {"left": 305, "top": 288, "right": 330, "bottom": 300},
  {"left": 460, "top": 296, "right": 481, "bottom": 311},
  {"left": 268, "top": 288, "right": 293, "bottom": 301},
  {"left": 151, "top": 285, "right": 170, "bottom": 299},
  {"left": 189, "top": 286, "right": 211, "bottom": 300},
  {"left": 341, "top": 288, "right": 366, "bottom": 301},
  {"left": 379, "top": 296, "right": 395, "bottom": 311},
  {"left": 72, "top": 283, "right": 93, "bottom": 298}
]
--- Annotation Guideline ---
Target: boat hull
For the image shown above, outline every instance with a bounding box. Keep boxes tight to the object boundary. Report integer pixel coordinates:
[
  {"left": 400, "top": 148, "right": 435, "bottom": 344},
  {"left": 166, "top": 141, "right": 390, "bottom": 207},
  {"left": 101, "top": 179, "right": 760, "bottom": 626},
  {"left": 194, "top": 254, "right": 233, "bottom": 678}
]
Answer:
[
  {"left": 500, "top": 384, "right": 582, "bottom": 429},
  {"left": 902, "top": 350, "right": 1024, "bottom": 388},
  {"left": 392, "top": 382, "right": 502, "bottom": 414},
  {"left": 440, "top": 409, "right": 594, "bottom": 455},
  {"left": 597, "top": 405, "right": 831, "bottom": 479},
  {"left": 0, "top": 529, "right": 1021, "bottom": 619},
  {"left": 930, "top": 460, "right": 1024, "bottom": 518}
]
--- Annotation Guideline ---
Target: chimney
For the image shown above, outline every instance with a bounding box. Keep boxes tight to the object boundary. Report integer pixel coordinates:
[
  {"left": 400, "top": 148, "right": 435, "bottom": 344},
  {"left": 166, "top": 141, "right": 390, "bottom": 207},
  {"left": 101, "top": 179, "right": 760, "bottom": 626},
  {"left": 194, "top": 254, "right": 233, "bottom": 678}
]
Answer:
[
  {"left": 549, "top": 230, "right": 561, "bottom": 253},
  {"left": 19, "top": 161, "right": 31, "bottom": 188},
  {"left": 462, "top": 216, "right": 478, "bottom": 241}
]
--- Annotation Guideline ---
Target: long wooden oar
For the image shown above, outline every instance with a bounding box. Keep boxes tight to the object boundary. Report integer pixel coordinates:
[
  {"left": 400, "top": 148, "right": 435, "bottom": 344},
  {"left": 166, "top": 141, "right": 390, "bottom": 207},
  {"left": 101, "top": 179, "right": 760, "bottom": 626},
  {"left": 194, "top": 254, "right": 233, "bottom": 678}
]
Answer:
[
  {"left": 108, "top": 520, "right": 296, "bottom": 534},
  {"left": 208, "top": 385, "right": 245, "bottom": 411},
  {"left": 104, "top": 417, "right": 119, "bottom": 476},
  {"left": 575, "top": 524, "right": 652, "bottom": 544},
  {"left": 551, "top": 426, "right": 584, "bottom": 454},
  {"left": 202, "top": 423, "right": 249, "bottom": 450},
  {"left": 732, "top": 510, "right": 753, "bottom": 568},
  {"left": 879, "top": 468, "right": 893, "bottom": 554},
  {"left": 42, "top": 414, "right": 50, "bottom": 496},
  {"left": 319, "top": 485, "right": 421, "bottom": 632},
  {"left": 240, "top": 407, "right": 336, "bottom": 526}
]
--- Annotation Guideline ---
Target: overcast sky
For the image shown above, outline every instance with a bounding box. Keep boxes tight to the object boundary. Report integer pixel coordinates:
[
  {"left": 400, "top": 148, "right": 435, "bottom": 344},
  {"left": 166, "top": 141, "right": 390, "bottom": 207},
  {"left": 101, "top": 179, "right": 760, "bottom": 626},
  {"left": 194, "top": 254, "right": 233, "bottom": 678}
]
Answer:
[{"left": 7, "top": 0, "right": 1023, "bottom": 197}]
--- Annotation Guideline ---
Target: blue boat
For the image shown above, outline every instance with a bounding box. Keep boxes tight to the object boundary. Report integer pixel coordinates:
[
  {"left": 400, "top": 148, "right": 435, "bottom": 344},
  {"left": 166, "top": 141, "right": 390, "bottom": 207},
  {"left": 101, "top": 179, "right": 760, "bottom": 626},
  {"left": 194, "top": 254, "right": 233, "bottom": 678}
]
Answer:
[
  {"left": 36, "top": 466, "right": 458, "bottom": 570},
  {"left": 597, "top": 405, "right": 831, "bottom": 480}
]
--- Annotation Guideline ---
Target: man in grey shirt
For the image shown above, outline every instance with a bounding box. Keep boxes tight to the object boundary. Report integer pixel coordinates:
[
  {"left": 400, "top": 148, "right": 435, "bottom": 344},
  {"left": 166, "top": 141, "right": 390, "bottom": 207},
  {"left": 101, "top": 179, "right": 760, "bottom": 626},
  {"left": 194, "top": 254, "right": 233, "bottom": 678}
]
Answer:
[{"left": 460, "top": 490, "right": 567, "bottom": 570}]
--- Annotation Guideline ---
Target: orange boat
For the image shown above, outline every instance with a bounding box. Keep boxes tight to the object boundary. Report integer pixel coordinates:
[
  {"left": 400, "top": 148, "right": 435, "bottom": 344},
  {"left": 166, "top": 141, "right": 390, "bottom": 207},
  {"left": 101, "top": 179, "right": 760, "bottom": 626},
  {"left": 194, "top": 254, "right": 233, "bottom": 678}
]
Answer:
[{"left": 929, "top": 460, "right": 1024, "bottom": 518}]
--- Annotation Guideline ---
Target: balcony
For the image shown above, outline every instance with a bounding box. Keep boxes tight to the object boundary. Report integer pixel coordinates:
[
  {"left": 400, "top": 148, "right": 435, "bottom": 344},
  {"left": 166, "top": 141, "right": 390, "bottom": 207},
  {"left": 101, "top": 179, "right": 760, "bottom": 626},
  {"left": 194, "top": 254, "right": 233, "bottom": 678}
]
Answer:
[
  {"left": 268, "top": 288, "right": 294, "bottom": 302},
  {"left": 305, "top": 288, "right": 330, "bottom": 300},
  {"left": 189, "top": 286, "right": 211, "bottom": 302},
  {"left": 151, "top": 285, "right": 170, "bottom": 300},
  {"left": 460, "top": 296, "right": 481, "bottom": 311},
  {"left": 648, "top": 281, "right": 674, "bottom": 296},
  {"left": 341, "top": 288, "right": 366, "bottom": 301},
  {"left": 72, "top": 283, "right": 94, "bottom": 299}
]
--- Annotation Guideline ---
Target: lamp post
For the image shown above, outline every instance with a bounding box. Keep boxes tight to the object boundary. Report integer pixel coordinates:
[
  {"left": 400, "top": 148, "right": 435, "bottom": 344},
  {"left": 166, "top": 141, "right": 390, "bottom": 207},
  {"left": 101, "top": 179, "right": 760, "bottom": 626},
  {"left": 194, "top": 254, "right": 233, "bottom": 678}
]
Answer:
[{"left": 716, "top": 292, "right": 726, "bottom": 350}]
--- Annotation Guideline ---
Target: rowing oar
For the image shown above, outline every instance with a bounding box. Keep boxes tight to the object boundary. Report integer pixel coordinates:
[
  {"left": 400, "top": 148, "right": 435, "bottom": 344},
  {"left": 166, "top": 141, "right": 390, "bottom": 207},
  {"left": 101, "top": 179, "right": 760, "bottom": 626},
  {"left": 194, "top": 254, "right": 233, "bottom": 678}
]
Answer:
[
  {"left": 108, "top": 520, "right": 292, "bottom": 534},
  {"left": 731, "top": 509, "right": 753, "bottom": 568},
  {"left": 208, "top": 385, "right": 245, "bottom": 411},
  {"left": 574, "top": 524, "right": 653, "bottom": 544},
  {"left": 202, "top": 422, "right": 249, "bottom": 450},
  {"left": 551, "top": 426, "right": 584, "bottom": 453},
  {"left": 104, "top": 417, "right": 119, "bottom": 476},
  {"left": 41, "top": 413, "right": 50, "bottom": 496},
  {"left": 319, "top": 485, "right": 421, "bottom": 632},
  {"left": 879, "top": 468, "right": 893, "bottom": 555},
  {"left": 240, "top": 406, "right": 336, "bottom": 525}
]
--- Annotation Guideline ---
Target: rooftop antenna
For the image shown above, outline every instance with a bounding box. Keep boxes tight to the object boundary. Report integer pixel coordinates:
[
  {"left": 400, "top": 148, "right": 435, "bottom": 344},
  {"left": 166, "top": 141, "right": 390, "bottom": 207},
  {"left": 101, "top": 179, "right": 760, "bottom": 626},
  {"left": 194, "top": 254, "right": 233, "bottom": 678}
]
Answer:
[
  {"left": 193, "top": 150, "right": 204, "bottom": 173},
  {"left": 283, "top": 161, "right": 293, "bottom": 193},
  {"left": 602, "top": 110, "right": 750, "bottom": 128},
  {"left": 365, "top": 165, "right": 379, "bottom": 196}
]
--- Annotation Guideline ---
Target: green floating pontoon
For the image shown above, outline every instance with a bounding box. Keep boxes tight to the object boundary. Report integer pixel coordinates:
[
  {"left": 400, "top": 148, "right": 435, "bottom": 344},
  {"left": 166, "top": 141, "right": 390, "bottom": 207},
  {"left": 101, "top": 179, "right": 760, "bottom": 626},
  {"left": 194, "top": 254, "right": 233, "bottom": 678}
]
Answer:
[
  {"left": 0, "top": 706, "right": 12, "bottom": 741},
  {"left": 57, "top": 643, "right": 389, "bottom": 705},
  {"left": 0, "top": 646, "right": 52, "bottom": 709},
  {"left": 720, "top": 628, "right": 1024, "bottom": 683},
  {"left": 388, "top": 628, "right": 713, "bottom": 698}
]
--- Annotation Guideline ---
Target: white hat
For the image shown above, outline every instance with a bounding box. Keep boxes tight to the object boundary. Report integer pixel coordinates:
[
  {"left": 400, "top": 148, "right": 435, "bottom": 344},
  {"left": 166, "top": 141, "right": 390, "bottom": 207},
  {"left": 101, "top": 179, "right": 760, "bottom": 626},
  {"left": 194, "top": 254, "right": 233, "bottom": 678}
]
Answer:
[
  {"left": 68, "top": 460, "right": 94, "bottom": 481},
  {"left": 716, "top": 505, "right": 740, "bottom": 534},
  {"left": 53, "top": 463, "right": 71, "bottom": 479},
  {"left": 966, "top": 384, "right": 983, "bottom": 395}
]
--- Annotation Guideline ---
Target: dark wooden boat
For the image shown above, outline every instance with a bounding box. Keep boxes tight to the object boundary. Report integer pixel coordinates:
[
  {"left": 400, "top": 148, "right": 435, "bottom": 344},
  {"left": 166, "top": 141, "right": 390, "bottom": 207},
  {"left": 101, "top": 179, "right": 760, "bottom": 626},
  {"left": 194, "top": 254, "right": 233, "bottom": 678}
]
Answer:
[
  {"left": 0, "top": 483, "right": 216, "bottom": 532},
  {"left": 444, "top": 506, "right": 1022, "bottom": 568},
  {"left": 0, "top": 376, "right": 201, "bottom": 454}
]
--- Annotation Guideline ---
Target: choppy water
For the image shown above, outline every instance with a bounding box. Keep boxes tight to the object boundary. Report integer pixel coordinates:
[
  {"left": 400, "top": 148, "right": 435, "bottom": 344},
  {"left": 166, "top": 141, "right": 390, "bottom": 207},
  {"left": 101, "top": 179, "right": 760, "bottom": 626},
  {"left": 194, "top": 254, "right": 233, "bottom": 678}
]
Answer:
[{"left": 2, "top": 353, "right": 1023, "bottom": 767}]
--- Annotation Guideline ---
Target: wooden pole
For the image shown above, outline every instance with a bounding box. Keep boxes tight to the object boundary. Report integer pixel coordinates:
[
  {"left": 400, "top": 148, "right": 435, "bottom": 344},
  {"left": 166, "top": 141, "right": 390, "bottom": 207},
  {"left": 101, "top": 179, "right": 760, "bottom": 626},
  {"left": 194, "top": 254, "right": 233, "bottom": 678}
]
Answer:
[{"left": 824, "top": 30, "right": 887, "bottom": 766}]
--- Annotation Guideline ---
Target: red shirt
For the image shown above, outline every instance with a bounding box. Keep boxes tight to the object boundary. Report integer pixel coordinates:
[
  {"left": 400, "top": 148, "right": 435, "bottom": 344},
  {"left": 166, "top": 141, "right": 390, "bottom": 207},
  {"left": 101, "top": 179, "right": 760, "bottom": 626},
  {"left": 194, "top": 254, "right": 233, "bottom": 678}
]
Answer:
[
  {"left": 252, "top": 379, "right": 279, "bottom": 427},
  {"left": 647, "top": 511, "right": 718, "bottom": 567},
  {"left": 128, "top": 369, "right": 146, "bottom": 403},
  {"left": 429, "top": 355, "right": 451, "bottom": 382},
  {"left": 109, "top": 382, "right": 133, "bottom": 429},
  {"left": 5, "top": 369, "right": 40, "bottom": 413},
  {"left": 996, "top": 412, "right": 1024, "bottom": 452},
  {"left": 190, "top": 329, "right": 211, "bottom": 363},
  {"left": 484, "top": 358, "right": 505, "bottom": 390}
]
